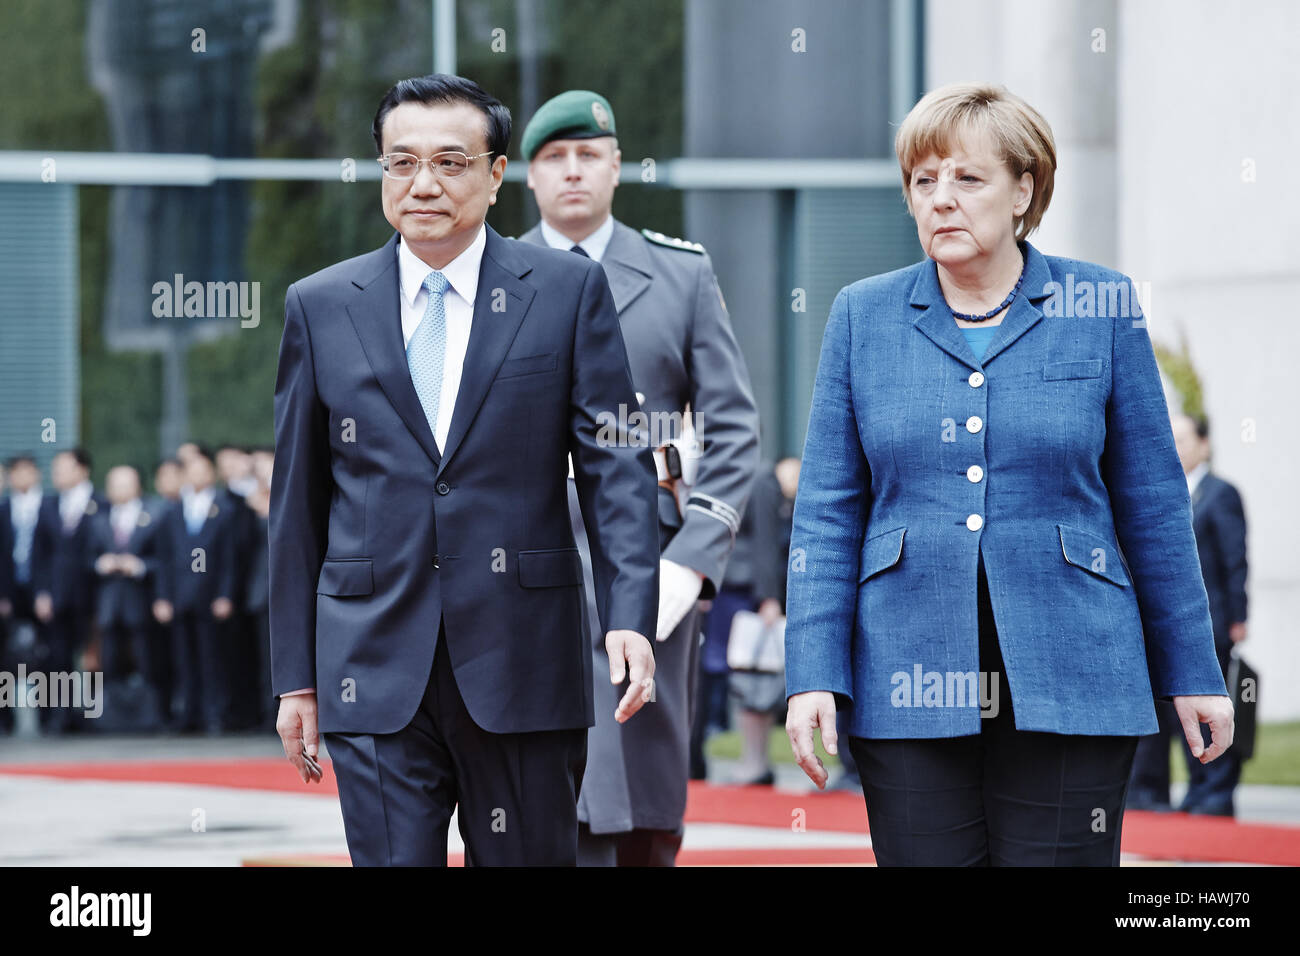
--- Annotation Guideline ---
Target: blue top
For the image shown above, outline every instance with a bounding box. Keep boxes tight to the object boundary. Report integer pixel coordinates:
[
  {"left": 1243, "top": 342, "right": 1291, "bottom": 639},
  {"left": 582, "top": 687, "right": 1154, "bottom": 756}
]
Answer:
[
  {"left": 960, "top": 324, "right": 998, "bottom": 362},
  {"left": 783, "top": 241, "right": 1227, "bottom": 739}
]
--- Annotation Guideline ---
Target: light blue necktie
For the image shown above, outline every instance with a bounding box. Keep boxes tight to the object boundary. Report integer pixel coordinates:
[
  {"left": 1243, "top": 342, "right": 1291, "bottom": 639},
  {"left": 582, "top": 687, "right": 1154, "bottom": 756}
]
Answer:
[{"left": 407, "top": 270, "right": 451, "bottom": 447}]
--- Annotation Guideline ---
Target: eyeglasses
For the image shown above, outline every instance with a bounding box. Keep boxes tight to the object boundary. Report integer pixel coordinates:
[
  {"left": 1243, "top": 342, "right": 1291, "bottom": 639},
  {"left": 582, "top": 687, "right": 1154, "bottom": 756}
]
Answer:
[{"left": 377, "top": 151, "right": 492, "bottom": 180}]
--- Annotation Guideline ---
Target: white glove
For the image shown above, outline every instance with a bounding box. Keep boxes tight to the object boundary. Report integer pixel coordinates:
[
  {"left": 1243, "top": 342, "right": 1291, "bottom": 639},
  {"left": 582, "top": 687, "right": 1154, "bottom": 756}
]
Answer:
[{"left": 656, "top": 558, "right": 704, "bottom": 641}]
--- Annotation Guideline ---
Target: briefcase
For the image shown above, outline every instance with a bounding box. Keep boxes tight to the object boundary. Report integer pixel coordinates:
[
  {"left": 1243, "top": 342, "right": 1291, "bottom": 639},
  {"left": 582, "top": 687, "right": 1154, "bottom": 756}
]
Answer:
[{"left": 1227, "top": 650, "right": 1258, "bottom": 761}]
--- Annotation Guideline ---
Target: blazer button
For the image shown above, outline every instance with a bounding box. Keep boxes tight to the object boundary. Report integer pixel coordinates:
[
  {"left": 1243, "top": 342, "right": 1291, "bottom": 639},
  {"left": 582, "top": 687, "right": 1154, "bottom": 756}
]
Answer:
[
  {"left": 432, "top": 554, "right": 440, "bottom": 568},
  {"left": 968, "top": 371, "right": 985, "bottom": 388},
  {"left": 966, "top": 513, "right": 984, "bottom": 531},
  {"left": 966, "top": 465, "right": 984, "bottom": 482},
  {"left": 436, "top": 481, "right": 450, "bottom": 495},
  {"left": 966, "top": 415, "right": 983, "bottom": 434}
]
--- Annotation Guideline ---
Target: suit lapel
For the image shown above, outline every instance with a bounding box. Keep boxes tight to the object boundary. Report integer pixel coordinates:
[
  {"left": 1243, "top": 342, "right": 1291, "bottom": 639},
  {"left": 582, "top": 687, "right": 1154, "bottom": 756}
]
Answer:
[
  {"left": 346, "top": 232, "right": 444, "bottom": 469},
  {"left": 435, "top": 226, "right": 536, "bottom": 478},
  {"left": 911, "top": 241, "right": 1053, "bottom": 370},
  {"left": 599, "top": 222, "right": 652, "bottom": 312},
  {"left": 519, "top": 220, "right": 651, "bottom": 312}
]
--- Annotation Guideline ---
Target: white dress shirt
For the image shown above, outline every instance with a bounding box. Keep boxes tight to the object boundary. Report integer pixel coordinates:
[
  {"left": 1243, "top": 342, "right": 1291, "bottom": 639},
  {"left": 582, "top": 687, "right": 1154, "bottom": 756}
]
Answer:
[
  {"left": 11, "top": 486, "right": 42, "bottom": 571},
  {"left": 181, "top": 485, "right": 216, "bottom": 533},
  {"left": 59, "top": 480, "right": 94, "bottom": 528},
  {"left": 398, "top": 224, "right": 487, "bottom": 451},
  {"left": 1186, "top": 460, "right": 1210, "bottom": 498},
  {"left": 539, "top": 213, "right": 614, "bottom": 263},
  {"left": 110, "top": 498, "right": 143, "bottom": 543}
]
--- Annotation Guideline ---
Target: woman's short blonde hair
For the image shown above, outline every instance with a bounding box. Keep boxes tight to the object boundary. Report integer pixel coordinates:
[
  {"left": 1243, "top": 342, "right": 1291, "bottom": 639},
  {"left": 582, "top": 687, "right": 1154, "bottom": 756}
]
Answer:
[{"left": 895, "top": 83, "right": 1057, "bottom": 240}]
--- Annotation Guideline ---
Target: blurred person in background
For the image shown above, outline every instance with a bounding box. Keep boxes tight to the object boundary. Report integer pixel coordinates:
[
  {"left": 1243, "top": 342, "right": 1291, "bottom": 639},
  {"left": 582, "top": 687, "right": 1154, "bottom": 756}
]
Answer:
[
  {"left": 2, "top": 455, "right": 48, "bottom": 731},
  {"left": 31, "top": 448, "right": 104, "bottom": 734},
  {"left": 693, "top": 458, "right": 791, "bottom": 785},
  {"left": 784, "top": 83, "right": 1233, "bottom": 866},
  {"left": 216, "top": 443, "right": 259, "bottom": 730},
  {"left": 151, "top": 459, "right": 183, "bottom": 511},
  {"left": 146, "top": 457, "right": 184, "bottom": 725},
  {"left": 0, "top": 461, "right": 13, "bottom": 734},
  {"left": 1130, "top": 413, "right": 1249, "bottom": 816},
  {"left": 154, "top": 444, "right": 237, "bottom": 734},
  {"left": 89, "top": 465, "right": 163, "bottom": 729},
  {"left": 519, "top": 89, "right": 760, "bottom": 865},
  {"left": 244, "top": 447, "right": 274, "bottom": 730}
]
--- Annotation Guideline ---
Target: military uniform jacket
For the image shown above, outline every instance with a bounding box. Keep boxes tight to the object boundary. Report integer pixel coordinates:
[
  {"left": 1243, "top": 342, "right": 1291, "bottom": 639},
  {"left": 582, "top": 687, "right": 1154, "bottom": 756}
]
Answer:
[{"left": 520, "top": 219, "right": 761, "bottom": 595}]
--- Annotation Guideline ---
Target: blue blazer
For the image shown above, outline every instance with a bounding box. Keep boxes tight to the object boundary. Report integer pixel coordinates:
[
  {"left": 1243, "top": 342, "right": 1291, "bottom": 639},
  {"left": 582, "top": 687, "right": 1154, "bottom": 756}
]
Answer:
[
  {"left": 784, "top": 241, "right": 1228, "bottom": 738},
  {"left": 269, "top": 226, "right": 660, "bottom": 736}
]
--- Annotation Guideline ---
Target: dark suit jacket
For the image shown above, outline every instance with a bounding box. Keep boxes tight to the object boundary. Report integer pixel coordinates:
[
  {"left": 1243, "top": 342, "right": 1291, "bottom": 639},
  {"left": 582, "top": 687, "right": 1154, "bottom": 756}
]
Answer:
[
  {"left": 154, "top": 497, "right": 238, "bottom": 614},
  {"left": 31, "top": 493, "right": 105, "bottom": 614},
  {"left": 1191, "top": 472, "right": 1248, "bottom": 659},
  {"left": 270, "top": 225, "right": 659, "bottom": 735},
  {"left": 0, "top": 500, "right": 14, "bottom": 604},
  {"left": 87, "top": 503, "right": 160, "bottom": 629}
]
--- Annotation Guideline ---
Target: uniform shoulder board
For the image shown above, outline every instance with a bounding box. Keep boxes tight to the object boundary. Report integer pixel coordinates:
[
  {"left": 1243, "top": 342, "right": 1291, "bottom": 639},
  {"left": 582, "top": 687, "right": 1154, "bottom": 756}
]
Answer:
[{"left": 641, "top": 228, "right": 705, "bottom": 254}]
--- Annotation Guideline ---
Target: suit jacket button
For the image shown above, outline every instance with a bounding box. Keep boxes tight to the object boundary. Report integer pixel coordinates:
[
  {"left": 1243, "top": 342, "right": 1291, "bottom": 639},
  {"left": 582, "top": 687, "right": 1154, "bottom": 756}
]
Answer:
[
  {"left": 432, "top": 555, "right": 440, "bottom": 568},
  {"left": 966, "top": 513, "right": 984, "bottom": 531},
  {"left": 968, "top": 371, "right": 985, "bottom": 388},
  {"left": 436, "top": 481, "right": 450, "bottom": 495}
]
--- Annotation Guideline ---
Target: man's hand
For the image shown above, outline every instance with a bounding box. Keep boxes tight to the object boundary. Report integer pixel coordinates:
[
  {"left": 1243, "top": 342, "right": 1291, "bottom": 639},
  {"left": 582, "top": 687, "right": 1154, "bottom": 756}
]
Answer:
[
  {"left": 656, "top": 558, "right": 704, "bottom": 641},
  {"left": 211, "top": 597, "right": 233, "bottom": 620},
  {"left": 758, "top": 598, "right": 782, "bottom": 628},
  {"left": 786, "top": 690, "right": 838, "bottom": 789},
  {"left": 277, "top": 692, "right": 322, "bottom": 785},
  {"left": 1173, "top": 694, "right": 1235, "bottom": 764},
  {"left": 95, "top": 554, "right": 118, "bottom": 576},
  {"left": 33, "top": 592, "right": 52, "bottom": 623},
  {"left": 605, "top": 629, "right": 656, "bottom": 723},
  {"left": 152, "top": 599, "right": 173, "bottom": 624},
  {"left": 1229, "top": 621, "right": 1247, "bottom": 643}
]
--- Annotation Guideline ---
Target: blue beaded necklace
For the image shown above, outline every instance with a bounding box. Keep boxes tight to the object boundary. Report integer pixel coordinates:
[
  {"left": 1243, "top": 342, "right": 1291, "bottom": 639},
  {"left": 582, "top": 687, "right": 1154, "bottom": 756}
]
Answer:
[{"left": 947, "top": 256, "right": 1027, "bottom": 322}]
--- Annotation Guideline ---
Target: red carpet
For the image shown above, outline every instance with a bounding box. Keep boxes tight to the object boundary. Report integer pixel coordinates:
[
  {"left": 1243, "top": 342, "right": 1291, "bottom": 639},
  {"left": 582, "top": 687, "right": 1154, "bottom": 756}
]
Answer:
[{"left": 3, "top": 759, "right": 1297, "bottom": 865}]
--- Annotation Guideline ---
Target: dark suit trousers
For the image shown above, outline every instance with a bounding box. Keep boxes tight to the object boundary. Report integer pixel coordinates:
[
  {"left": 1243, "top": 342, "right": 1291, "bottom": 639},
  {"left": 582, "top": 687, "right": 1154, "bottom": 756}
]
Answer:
[
  {"left": 848, "top": 553, "right": 1139, "bottom": 866},
  {"left": 324, "top": 628, "right": 587, "bottom": 866},
  {"left": 170, "top": 610, "right": 230, "bottom": 732},
  {"left": 101, "top": 619, "right": 151, "bottom": 681}
]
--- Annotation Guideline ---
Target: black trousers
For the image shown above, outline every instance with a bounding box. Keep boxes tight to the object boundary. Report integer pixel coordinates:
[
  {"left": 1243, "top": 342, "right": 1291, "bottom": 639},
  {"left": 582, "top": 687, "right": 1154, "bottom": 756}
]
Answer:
[
  {"left": 849, "top": 554, "right": 1138, "bottom": 866},
  {"left": 170, "top": 609, "right": 230, "bottom": 732},
  {"left": 324, "top": 631, "right": 588, "bottom": 866}
]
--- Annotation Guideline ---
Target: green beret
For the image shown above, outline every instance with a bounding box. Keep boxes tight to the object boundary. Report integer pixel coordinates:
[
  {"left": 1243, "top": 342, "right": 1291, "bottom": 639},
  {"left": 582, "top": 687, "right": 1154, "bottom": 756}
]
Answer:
[{"left": 520, "top": 90, "right": 617, "bottom": 161}]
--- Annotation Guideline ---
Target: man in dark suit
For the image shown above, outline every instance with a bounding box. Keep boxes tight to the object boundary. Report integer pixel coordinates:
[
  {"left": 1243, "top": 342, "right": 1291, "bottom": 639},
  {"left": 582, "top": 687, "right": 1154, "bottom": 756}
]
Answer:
[
  {"left": 88, "top": 465, "right": 162, "bottom": 727},
  {"left": 1129, "top": 412, "right": 1249, "bottom": 815},
  {"left": 0, "top": 463, "right": 14, "bottom": 735},
  {"left": 30, "top": 448, "right": 104, "bottom": 734},
  {"left": 146, "top": 457, "right": 183, "bottom": 724},
  {"left": 270, "top": 74, "right": 660, "bottom": 866},
  {"left": 154, "top": 445, "right": 238, "bottom": 733},
  {"left": 215, "top": 444, "right": 258, "bottom": 729},
  {"left": 2, "top": 456, "right": 46, "bottom": 734}
]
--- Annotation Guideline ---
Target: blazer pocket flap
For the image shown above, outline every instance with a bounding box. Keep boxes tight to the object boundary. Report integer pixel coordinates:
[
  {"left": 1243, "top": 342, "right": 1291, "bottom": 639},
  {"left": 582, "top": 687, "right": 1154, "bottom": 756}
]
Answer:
[
  {"left": 498, "top": 351, "right": 558, "bottom": 379},
  {"left": 858, "top": 526, "right": 905, "bottom": 583},
  {"left": 518, "top": 548, "right": 583, "bottom": 588},
  {"left": 1057, "top": 524, "right": 1130, "bottom": 586},
  {"left": 316, "top": 558, "right": 374, "bottom": 596},
  {"left": 1043, "top": 359, "right": 1103, "bottom": 381}
]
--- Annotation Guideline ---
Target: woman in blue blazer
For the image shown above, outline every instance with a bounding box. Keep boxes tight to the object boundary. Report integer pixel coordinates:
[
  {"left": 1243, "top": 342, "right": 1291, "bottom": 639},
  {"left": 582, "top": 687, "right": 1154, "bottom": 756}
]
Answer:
[{"left": 783, "top": 83, "right": 1234, "bottom": 866}]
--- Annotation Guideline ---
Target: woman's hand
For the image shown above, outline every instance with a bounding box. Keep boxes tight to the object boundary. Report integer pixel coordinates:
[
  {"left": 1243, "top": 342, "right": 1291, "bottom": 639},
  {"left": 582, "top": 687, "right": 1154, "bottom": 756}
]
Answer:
[
  {"left": 786, "top": 691, "right": 839, "bottom": 789},
  {"left": 1173, "top": 694, "right": 1235, "bottom": 763}
]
